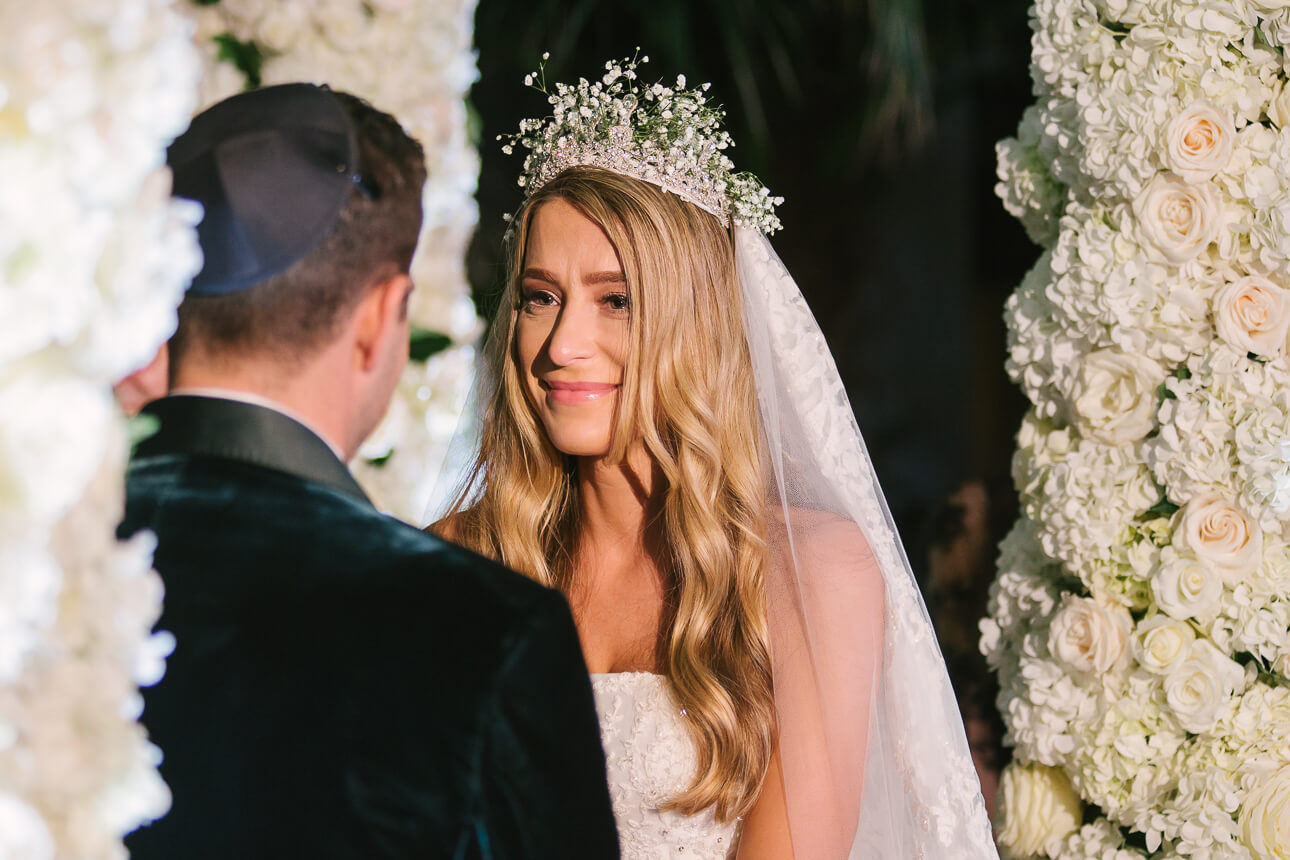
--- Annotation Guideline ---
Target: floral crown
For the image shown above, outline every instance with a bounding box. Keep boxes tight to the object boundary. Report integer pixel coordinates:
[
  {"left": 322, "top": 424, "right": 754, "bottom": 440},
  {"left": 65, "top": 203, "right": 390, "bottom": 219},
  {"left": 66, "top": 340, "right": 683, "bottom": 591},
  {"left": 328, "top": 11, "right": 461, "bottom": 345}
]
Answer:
[{"left": 500, "top": 52, "right": 783, "bottom": 234}]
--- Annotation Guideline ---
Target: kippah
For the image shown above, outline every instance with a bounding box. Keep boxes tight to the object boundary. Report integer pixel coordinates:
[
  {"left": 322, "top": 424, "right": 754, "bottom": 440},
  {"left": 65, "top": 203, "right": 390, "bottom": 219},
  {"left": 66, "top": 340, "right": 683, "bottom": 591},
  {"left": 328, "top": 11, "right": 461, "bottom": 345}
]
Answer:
[{"left": 167, "top": 83, "right": 371, "bottom": 296}]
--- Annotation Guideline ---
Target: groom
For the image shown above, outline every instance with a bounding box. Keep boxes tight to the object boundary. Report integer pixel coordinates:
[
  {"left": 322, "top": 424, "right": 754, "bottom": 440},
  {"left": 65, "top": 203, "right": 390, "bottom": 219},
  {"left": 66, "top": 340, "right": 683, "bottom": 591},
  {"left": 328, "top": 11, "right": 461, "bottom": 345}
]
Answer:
[{"left": 121, "top": 84, "right": 619, "bottom": 859}]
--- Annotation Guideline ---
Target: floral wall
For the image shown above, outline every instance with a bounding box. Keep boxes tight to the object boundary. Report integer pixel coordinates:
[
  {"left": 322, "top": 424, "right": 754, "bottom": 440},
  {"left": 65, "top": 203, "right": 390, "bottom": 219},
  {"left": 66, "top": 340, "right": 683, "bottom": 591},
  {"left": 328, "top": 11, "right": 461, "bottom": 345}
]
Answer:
[
  {"left": 985, "top": 1, "right": 1290, "bottom": 858},
  {"left": 0, "top": 2, "right": 481, "bottom": 856},
  {"left": 0, "top": 1, "right": 203, "bottom": 855}
]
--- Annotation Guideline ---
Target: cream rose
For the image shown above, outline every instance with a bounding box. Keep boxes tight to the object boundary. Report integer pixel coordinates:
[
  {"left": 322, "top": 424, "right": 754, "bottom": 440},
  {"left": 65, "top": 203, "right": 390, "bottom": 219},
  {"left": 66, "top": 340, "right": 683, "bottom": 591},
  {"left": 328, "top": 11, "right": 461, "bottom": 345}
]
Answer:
[
  {"left": 1165, "top": 100, "right": 1235, "bottom": 182},
  {"left": 1048, "top": 594, "right": 1131, "bottom": 675},
  {"left": 995, "top": 762, "right": 1083, "bottom": 858},
  {"left": 1163, "top": 640, "right": 1246, "bottom": 733},
  {"left": 1071, "top": 349, "right": 1164, "bottom": 445},
  {"left": 1213, "top": 276, "right": 1290, "bottom": 358},
  {"left": 1132, "top": 615, "right": 1196, "bottom": 674},
  {"left": 1152, "top": 549, "right": 1223, "bottom": 620},
  {"left": 1133, "top": 174, "right": 1223, "bottom": 263},
  {"left": 1175, "top": 492, "right": 1263, "bottom": 582},
  {"left": 1241, "top": 764, "right": 1290, "bottom": 860}
]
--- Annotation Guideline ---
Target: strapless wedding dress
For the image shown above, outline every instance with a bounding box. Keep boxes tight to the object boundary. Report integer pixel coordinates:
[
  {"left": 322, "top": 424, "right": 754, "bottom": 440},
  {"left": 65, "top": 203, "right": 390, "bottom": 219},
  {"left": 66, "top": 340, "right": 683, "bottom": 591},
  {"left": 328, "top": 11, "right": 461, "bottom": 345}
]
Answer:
[{"left": 591, "top": 673, "right": 739, "bottom": 859}]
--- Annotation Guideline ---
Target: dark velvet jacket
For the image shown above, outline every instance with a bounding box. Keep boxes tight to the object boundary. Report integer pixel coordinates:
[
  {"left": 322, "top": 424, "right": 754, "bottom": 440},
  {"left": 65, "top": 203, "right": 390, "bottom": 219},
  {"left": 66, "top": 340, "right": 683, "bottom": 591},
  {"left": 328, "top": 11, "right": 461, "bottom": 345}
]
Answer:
[{"left": 120, "top": 395, "right": 619, "bottom": 860}]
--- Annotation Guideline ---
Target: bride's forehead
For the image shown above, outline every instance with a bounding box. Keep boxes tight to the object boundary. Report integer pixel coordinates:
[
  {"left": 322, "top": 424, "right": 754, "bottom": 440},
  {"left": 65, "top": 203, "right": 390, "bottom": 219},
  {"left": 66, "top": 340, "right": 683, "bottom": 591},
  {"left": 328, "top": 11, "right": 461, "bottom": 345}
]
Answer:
[{"left": 526, "top": 200, "right": 616, "bottom": 251}]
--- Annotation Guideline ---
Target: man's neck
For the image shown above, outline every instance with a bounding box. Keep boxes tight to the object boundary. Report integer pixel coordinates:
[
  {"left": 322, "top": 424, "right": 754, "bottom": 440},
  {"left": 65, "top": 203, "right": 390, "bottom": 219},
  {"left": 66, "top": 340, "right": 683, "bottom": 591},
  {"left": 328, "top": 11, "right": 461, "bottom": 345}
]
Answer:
[
  {"left": 168, "top": 385, "right": 350, "bottom": 463},
  {"left": 168, "top": 366, "right": 354, "bottom": 462}
]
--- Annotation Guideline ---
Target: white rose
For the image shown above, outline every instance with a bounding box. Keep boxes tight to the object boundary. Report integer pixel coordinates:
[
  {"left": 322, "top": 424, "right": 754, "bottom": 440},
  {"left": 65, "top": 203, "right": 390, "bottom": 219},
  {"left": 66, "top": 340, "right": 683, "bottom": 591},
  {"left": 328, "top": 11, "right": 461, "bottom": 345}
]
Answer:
[
  {"left": 995, "top": 762, "right": 1083, "bottom": 858},
  {"left": 1176, "top": 492, "right": 1263, "bottom": 582},
  {"left": 1071, "top": 349, "right": 1164, "bottom": 445},
  {"left": 1132, "top": 615, "right": 1196, "bottom": 674},
  {"left": 1134, "top": 174, "right": 1223, "bottom": 263},
  {"left": 1152, "top": 549, "right": 1224, "bottom": 620},
  {"left": 1213, "top": 276, "right": 1290, "bottom": 358},
  {"left": 1163, "top": 639, "right": 1246, "bottom": 733},
  {"left": 1165, "top": 100, "right": 1235, "bottom": 183},
  {"left": 1241, "top": 764, "right": 1290, "bottom": 860},
  {"left": 1049, "top": 594, "right": 1131, "bottom": 675}
]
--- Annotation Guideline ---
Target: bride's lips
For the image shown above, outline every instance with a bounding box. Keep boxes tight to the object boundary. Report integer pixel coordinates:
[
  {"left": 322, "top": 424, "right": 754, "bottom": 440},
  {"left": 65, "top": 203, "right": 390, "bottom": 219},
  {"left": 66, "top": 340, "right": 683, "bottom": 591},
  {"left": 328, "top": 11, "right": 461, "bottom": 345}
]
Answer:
[{"left": 543, "top": 380, "right": 620, "bottom": 404}]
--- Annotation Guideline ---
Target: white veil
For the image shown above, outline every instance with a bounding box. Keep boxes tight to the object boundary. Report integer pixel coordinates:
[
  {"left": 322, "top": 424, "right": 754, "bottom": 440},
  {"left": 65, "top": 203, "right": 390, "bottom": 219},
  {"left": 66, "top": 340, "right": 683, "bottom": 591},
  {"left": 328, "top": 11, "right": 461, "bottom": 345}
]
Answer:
[{"left": 734, "top": 226, "right": 998, "bottom": 858}]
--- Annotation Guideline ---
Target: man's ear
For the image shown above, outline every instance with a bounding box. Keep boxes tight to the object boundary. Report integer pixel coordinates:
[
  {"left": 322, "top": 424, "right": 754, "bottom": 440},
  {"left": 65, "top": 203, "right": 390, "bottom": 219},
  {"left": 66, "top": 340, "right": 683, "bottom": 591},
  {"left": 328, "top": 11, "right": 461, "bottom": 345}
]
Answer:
[
  {"left": 353, "top": 271, "right": 413, "bottom": 372},
  {"left": 114, "top": 343, "right": 170, "bottom": 416}
]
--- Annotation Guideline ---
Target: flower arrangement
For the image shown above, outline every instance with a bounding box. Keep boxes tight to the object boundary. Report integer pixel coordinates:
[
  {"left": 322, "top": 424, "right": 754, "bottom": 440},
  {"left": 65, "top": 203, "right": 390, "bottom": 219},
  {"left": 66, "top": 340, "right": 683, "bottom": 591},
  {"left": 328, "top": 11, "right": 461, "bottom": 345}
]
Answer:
[
  {"left": 0, "top": 1, "right": 203, "bottom": 855},
  {"left": 184, "top": 0, "right": 484, "bottom": 522},
  {"left": 985, "top": 2, "right": 1290, "bottom": 858},
  {"left": 501, "top": 53, "right": 784, "bottom": 234}
]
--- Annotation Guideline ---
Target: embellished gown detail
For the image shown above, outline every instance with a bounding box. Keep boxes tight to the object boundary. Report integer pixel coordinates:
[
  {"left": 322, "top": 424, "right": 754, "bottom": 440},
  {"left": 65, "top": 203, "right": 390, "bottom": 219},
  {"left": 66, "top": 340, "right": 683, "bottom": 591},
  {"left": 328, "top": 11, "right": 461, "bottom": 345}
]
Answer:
[{"left": 590, "top": 673, "right": 739, "bottom": 859}]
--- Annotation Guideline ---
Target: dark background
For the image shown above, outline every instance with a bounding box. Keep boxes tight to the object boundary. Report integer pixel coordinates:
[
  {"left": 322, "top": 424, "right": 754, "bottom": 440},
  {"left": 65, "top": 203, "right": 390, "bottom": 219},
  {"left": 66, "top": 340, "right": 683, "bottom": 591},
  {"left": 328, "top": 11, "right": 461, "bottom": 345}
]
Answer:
[{"left": 467, "top": 0, "right": 1037, "bottom": 577}]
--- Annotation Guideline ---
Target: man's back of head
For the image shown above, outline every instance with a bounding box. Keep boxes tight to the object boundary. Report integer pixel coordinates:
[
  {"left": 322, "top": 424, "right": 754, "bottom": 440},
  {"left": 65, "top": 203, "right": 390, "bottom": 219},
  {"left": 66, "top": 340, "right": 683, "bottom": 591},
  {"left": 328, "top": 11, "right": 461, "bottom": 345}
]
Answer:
[{"left": 165, "top": 84, "right": 426, "bottom": 459}]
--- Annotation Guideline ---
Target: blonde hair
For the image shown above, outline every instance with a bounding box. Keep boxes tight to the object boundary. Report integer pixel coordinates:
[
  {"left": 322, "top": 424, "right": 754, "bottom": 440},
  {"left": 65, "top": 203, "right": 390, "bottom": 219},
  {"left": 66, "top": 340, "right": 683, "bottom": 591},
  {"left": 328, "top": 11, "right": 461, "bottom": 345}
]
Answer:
[{"left": 444, "top": 166, "right": 775, "bottom": 821}]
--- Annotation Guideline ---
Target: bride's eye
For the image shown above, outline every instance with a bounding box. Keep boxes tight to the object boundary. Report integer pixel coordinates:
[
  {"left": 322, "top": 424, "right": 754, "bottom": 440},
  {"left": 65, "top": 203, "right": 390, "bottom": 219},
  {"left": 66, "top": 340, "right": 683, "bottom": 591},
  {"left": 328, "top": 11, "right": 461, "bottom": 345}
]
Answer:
[
  {"left": 603, "top": 292, "right": 630, "bottom": 312},
  {"left": 520, "top": 287, "right": 558, "bottom": 311}
]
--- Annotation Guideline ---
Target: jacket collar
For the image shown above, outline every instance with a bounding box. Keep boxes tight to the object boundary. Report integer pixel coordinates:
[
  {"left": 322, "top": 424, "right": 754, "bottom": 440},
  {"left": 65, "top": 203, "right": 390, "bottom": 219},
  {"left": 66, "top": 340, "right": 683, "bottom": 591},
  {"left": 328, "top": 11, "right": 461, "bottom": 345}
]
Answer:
[{"left": 134, "top": 395, "right": 370, "bottom": 504}]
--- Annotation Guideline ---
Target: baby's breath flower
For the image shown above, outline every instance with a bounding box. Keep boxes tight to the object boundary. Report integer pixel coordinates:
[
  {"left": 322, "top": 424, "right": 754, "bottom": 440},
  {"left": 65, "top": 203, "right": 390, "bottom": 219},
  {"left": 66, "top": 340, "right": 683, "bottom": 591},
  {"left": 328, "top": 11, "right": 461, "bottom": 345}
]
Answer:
[{"left": 499, "top": 53, "right": 781, "bottom": 233}]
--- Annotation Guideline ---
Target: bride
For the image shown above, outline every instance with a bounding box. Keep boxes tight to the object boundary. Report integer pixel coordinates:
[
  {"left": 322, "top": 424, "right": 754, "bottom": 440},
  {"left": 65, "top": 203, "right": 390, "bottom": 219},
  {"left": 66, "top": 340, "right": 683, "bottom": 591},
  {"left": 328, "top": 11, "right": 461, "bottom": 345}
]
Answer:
[{"left": 433, "top": 55, "right": 998, "bottom": 859}]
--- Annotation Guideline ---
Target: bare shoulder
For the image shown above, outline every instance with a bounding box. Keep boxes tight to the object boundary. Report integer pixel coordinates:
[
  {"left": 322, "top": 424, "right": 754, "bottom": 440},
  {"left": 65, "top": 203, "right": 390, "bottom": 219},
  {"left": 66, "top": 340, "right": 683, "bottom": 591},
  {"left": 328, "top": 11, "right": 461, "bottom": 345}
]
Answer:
[
  {"left": 768, "top": 505, "right": 875, "bottom": 561},
  {"left": 766, "top": 505, "right": 883, "bottom": 596}
]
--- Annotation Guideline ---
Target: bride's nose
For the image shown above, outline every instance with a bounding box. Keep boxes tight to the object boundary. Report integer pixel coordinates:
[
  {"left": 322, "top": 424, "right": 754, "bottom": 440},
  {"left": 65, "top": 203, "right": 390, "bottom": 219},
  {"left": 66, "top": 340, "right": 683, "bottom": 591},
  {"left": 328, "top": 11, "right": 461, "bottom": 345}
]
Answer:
[{"left": 545, "top": 302, "right": 598, "bottom": 365}]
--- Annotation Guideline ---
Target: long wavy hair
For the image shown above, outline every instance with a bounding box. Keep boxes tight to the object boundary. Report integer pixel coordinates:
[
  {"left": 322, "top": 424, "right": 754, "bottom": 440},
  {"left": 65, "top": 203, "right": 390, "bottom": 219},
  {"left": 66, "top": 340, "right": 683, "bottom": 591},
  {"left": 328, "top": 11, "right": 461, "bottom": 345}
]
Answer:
[{"left": 442, "top": 166, "right": 775, "bottom": 821}]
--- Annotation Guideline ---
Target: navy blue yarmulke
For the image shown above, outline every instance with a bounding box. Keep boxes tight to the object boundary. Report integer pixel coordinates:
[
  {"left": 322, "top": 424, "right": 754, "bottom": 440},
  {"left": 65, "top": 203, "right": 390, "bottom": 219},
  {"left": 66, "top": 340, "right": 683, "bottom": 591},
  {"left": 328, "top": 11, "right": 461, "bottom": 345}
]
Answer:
[{"left": 167, "top": 83, "right": 365, "bottom": 296}]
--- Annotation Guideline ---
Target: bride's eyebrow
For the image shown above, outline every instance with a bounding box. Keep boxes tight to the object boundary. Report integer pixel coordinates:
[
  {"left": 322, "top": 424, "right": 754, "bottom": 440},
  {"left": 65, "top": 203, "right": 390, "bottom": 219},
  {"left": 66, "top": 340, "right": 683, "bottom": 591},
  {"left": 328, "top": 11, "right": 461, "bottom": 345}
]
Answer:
[
  {"left": 520, "top": 268, "right": 626, "bottom": 285},
  {"left": 521, "top": 267, "right": 558, "bottom": 283}
]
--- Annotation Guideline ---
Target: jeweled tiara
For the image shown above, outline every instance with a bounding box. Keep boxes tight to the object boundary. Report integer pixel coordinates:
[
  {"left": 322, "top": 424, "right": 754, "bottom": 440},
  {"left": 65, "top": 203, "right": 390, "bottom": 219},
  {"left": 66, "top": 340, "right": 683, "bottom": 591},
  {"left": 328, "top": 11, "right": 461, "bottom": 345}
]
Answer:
[{"left": 500, "top": 52, "right": 783, "bottom": 234}]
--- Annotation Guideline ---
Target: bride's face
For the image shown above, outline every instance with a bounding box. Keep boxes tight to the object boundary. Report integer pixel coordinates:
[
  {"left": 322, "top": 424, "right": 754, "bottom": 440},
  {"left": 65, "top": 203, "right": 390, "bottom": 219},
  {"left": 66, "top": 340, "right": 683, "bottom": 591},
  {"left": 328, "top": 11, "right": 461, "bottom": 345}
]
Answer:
[{"left": 515, "top": 199, "right": 630, "bottom": 458}]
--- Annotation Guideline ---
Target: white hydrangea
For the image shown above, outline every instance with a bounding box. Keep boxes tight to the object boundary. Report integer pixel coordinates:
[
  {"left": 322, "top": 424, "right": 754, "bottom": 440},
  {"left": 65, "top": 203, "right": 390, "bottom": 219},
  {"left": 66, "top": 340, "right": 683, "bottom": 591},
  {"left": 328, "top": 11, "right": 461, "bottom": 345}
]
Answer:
[
  {"left": 1146, "top": 341, "right": 1290, "bottom": 531},
  {"left": 1005, "top": 250, "right": 1091, "bottom": 422},
  {"left": 1240, "top": 125, "right": 1290, "bottom": 279},
  {"left": 1046, "top": 202, "right": 1219, "bottom": 364},
  {"left": 1067, "top": 669, "right": 1187, "bottom": 833},
  {"left": 981, "top": 522, "right": 1102, "bottom": 766},
  {"left": 1205, "top": 533, "right": 1290, "bottom": 665},
  {"left": 1053, "top": 818, "right": 1148, "bottom": 860},
  {"left": 1013, "top": 410, "right": 1161, "bottom": 574},
  {"left": 996, "top": 105, "right": 1068, "bottom": 248},
  {"left": 1152, "top": 685, "right": 1290, "bottom": 854}
]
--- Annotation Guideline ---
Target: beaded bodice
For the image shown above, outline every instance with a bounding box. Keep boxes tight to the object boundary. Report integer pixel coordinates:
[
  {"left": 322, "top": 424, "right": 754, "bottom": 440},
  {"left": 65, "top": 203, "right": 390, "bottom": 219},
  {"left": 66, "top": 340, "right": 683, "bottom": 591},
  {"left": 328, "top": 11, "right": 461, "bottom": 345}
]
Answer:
[{"left": 590, "top": 673, "right": 738, "bottom": 860}]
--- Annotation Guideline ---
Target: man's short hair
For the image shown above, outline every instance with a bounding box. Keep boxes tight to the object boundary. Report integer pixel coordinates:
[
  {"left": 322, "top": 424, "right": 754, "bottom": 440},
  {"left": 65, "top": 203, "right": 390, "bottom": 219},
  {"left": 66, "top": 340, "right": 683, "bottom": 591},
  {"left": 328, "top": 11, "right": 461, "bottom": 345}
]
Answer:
[{"left": 169, "top": 91, "right": 426, "bottom": 373}]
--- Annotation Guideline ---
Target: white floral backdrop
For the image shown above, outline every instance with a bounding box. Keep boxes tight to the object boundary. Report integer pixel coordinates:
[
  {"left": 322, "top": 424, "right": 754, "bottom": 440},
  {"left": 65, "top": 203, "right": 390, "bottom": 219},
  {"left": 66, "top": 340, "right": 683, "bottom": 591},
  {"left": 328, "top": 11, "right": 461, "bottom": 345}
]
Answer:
[
  {"left": 0, "top": 1, "right": 203, "bottom": 856},
  {"left": 986, "top": 1, "right": 1290, "bottom": 859},
  {"left": 186, "top": 0, "right": 484, "bottom": 523},
  {"left": 0, "top": 1, "right": 480, "bottom": 856}
]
